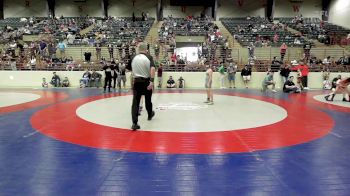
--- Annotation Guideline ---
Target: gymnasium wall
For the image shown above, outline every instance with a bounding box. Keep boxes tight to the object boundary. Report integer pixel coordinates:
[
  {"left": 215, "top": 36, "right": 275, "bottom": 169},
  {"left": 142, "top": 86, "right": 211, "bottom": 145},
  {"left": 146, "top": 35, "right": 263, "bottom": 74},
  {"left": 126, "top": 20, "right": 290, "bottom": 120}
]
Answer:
[
  {"left": 329, "top": 0, "right": 350, "bottom": 29},
  {"left": 4, "top": 0, "right": 48, "bottom": 18},
  {"left": 55, "top": 0, "right": 103, "bottom": 17},
  {"left": 274, "top": 0, "right": 322, "bottom": 18},
  {"left": 0, "top": 71, "right": 349, "bottom": 89},
  {"left": 108, "top": 0, "right": 157, "bottom": 18},
  {"left": 2, "top": 0, "right": 325, "bottom": 19},
  {"left": 217, "top": 0, "right": 265, "bottom": 18},
  {"left": 162, "top": 0, "right": 204, "bottom": 18}
]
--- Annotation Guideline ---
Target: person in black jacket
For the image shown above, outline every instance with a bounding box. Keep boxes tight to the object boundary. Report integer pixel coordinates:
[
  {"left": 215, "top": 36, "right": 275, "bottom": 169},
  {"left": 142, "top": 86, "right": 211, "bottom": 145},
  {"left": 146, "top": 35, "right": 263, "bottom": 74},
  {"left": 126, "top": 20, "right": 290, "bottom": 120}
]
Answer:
[
  {"left": 103, "top": 61, "right": 114, "bottom": 92},
  {"left": 280, "top": 64, "right": 291, "bottom": 83},
  {"left": 90, "top": 70, "right": 102, "bottom": 88},
  {"left": 241, "top": 65, "right": 252, "bottom": 88},
  {"left": 111, "top": 59, "right": 118, "bottom": 89}
]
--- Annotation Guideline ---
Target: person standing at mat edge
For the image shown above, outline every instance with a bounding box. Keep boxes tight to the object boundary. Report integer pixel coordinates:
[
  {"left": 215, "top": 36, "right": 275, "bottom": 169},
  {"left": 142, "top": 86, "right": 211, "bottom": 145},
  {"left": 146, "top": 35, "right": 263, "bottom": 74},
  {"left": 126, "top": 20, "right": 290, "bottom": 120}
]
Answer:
[
  {"left": 126, "top": 43, "right": 155, "bottom": 130},
  {"left": 204, "top": 64, "right": 214, "bottom": 105}
]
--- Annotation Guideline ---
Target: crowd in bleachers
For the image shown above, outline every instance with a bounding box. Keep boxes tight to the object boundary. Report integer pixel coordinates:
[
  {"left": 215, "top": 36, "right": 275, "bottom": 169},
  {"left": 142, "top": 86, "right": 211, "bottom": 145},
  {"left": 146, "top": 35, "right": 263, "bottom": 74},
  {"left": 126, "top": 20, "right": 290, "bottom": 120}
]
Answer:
[
  {"left": 158, "top": 15, "right": 233, "bottom": 72},
  {"left": 277, "top": 15, "right": 350, "bottom": 45},
  {"left": 221, "top": 16, "right": 309, "bottom": 47},
  {"left": 0, "top": 14, "right": 156, "bottom": 71},
  {"left": 1, "top": 13, "right": 350, "bottom": 74}
]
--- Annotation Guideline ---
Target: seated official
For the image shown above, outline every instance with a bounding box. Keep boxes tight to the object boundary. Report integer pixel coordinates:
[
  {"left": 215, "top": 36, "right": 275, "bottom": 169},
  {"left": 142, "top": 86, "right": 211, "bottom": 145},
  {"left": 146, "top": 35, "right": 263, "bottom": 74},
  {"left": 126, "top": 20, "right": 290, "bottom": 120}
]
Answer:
[
  {"left": 90, "top": 70, "right": 102, "bottom": 88},
  {"left": 62, "top": 77, "right": 70, "bottom": 87},
  {"left": 42, "top": 78, "right": 48, "bottom": 88},
  {"left": 178, "top": 76, "right": 185, "bottom": 88},
  {"left": 262, "top": 71, "right": 277, "bottom": 92},
  {"left": 50, "top": 72, "right": 61, "bottom": 87},
  {"left": 166, "top": 76, "right": 176, "bottom": 88},
  {"left": 283, "top": 76, "right": 300, "bottom": 93},
  {"left": 80, "top": 69, "right": 91, "bottom": 88}
]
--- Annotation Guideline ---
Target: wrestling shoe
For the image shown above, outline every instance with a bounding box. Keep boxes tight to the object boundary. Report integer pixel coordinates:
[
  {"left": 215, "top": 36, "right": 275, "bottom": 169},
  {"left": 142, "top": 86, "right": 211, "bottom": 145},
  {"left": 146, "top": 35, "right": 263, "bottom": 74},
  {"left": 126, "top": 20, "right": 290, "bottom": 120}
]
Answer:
[
  {"left": 148, "top": 111, "right": 155, "bottom": 121},
  {"left": 131, "top": 124, "right": 140, "bottom": 131}
]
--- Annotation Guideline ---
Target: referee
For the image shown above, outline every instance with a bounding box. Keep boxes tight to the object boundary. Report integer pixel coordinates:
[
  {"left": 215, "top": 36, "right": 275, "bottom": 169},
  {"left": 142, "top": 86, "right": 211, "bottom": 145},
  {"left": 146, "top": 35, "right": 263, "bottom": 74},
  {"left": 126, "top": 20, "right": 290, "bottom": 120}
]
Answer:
[{"left": 126, "top": 43, "right": 155, "bottom": 130}]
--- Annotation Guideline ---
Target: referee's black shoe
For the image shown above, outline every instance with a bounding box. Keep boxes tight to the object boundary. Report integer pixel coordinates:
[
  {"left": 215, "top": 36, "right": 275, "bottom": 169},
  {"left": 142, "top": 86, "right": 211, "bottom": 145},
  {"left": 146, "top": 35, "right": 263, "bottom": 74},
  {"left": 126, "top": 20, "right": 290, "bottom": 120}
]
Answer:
[
  {"left": 131, "top": 124, "right": 140, "bottom": 131},
  {"left": 148, "top": 111, "right": 155, "bottom": 121}
]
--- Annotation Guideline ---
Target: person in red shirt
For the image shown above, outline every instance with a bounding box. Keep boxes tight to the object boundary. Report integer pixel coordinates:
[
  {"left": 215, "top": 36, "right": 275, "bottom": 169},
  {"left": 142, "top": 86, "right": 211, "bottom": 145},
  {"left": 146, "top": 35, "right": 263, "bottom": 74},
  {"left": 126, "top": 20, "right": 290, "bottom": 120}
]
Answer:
[
  {"left": 291, "top": 61, "right": 309, "bottom": 89},
  {"left": 325, "top": 77, "right": 350, "bottom": 102},
  {"left": 280, "top": 43, "right": 288, "bottom": 61},
  {"left": 320, "top": 20, "right": 325, "bottom": 28},
  {"left": 273, "top": 33, "right": 279, "bottom": 46}
]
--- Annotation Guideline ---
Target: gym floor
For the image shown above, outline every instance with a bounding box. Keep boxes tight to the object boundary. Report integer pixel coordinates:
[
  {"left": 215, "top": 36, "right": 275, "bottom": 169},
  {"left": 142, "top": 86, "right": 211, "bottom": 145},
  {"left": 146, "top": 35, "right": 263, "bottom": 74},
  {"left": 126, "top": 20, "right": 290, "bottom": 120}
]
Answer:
[{"left": 0, "top": 88, "right": 349, "bottom": 195}]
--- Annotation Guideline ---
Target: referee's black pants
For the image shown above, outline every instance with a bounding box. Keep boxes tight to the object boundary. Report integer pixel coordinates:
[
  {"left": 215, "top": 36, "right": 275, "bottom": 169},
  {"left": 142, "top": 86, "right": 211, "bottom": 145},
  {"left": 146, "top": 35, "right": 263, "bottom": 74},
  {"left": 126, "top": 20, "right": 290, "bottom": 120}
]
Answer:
[
  {"left": 132, "top": 78, "right": 153, "bottom": 124},
  {"left": 302, "top": 76, "right": 308, "bottom": 87},
  {"left": 104, "top": 76, "right": 112, "bottom": 91}
]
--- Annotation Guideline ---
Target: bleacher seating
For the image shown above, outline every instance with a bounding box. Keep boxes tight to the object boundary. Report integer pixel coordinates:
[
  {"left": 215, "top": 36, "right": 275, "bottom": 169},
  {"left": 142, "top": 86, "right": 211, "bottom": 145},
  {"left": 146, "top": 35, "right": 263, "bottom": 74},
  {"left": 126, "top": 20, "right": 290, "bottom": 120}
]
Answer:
[
  {"left": 84, "top": 17, "right": 154, "bottom": 46},
  {"left": 277, "top": 17, "right": 350, "bottom": 45},
  {"left": 220, "top": 17, "right": 308, "bottom": 47}
]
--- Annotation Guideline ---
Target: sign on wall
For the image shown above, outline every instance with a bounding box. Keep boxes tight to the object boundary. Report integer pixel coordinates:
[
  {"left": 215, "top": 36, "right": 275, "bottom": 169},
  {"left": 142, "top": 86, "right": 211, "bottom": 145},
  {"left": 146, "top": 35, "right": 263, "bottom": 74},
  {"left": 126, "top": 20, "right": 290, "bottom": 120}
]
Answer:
[
  {"left": 293, "top": 4, "right": 300, "bottom": 12},
  {"left": 237, "top": 0, "right": 244, "bottom": 7},
  {"left": 25, "top": 0, "right": 31, "bottom": 7}
]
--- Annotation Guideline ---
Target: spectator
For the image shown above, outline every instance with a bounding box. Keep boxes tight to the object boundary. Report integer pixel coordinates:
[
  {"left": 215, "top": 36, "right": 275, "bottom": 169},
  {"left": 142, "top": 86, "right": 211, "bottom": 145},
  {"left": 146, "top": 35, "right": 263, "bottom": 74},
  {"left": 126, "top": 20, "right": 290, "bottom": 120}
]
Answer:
[
  {"left": 80, "top": 69, "right": 91, "bottom": 88},
  {"left": 218, "top": 63, "right": 226, "bottom": 89},
  {"left": 157, "top": 64, "right": 163, "bottom": 88},
  {"left": 84, "top": 51, "right": 92, "bottom": 62},
  {"left": 337, "top": 56, "right": 350, "bottom": 65},
  {"left": 241, "top": 65, "right": 252, "bottom": 88},
  {"left": 273, "top": 33, "right": 279, "bottom": 46},
  {"left": 291, "top": 61, "right": 309, "bottom": 89},
  {"left": 111, "top": 59, "right": 118, "bottom": 88},
  {"left": 39, "top": 40, "right": 47, "bottom": 57},
  {"left": 42, "top": 78, "right": 48, "bottom": 88},
  {"left": 178, "top": 76, "right": 185, "bottom": 88},
  {"left": 96, "top": 44, "right": 101, "bottom": 61},
  {"left": 90, "top": 70, "right": 102, "bottom": 88},
  {"left": 62, "top": 77, "right": 70, "bottom": 87},
  {"left": 108, "top": 44, "right": 114, "bottom": 60},
  {"left": 117, "top": 62, "right": 127, "bottom": 89},
  {"left": 283, "top": 76, "right": 300, "bottom": 93},
  {"left": 166, "top": 76, "right": 175, "bottom": 88},
  {"left": 280, "top": 64, "right": 291, "bottom": 83},
  {"left": 103, "top": 61, "right": 113, "bottom": 92},
  {"left": 29, "top": 56, "right": 36, "bottom": 70},
  {"left": 322, "top": 56, "right": 331, "bottom": 66},
  {"left": 262, "top": 71, "right": 277, "bottom": 92},
  {"left": 67, "top": 32, "right": 75, "bottom": 44},
  {"left": 154, "top": 44, "right": 160, "bottom": 59},
  {"left": 247, "top": 42, "right": 255, "bottom": 59},
  {"left": 50, "top": 72, "right": 60, "bottom": 87},
  {"left": 271, "top": 56, "right": 281, "bottom": 72},
  {"left": 227, "top": 62, "right": 237, "bottom": 88},
  {"left": 57, "top": 40, "right": 66, "bottom": 57},
  {"left": 303, "top": 42, "right": 312, "bottom": 61},
  {"left": 280, "top": 43, "right": 288, "bottom": 61}
]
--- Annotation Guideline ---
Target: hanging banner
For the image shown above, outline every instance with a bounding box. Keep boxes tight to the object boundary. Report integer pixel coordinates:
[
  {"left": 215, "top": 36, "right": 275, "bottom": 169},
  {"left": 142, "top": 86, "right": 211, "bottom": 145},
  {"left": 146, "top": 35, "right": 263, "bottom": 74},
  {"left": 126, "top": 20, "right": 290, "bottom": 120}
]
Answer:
[
  {"left": 25, "top": 0, "right": 31, "bottom": 7},
  {"left": 293, "top": 4, "right": 300, "bottom": 12},
  {"left": 237, "top": 0, "right": 244, "bottom": 7},
  {"left": 78, "top": 5, "right": 84, "bottom": 12}
]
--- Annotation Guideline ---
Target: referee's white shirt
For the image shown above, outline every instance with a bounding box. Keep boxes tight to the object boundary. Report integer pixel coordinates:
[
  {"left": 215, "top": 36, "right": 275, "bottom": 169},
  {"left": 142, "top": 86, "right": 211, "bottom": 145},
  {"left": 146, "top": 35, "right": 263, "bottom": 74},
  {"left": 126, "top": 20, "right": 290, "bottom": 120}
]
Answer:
[{"left": 131, "top": 54, "right": 154, "bottom": 78}]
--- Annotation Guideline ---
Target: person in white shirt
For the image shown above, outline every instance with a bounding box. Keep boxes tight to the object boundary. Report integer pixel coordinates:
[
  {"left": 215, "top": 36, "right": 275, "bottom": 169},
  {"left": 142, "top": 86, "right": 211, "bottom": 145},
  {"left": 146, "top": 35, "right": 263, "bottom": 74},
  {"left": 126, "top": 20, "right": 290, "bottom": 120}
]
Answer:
[
  {"left": 322, "top": 56, "right": 331, "bottom": 65},
  {"left": 29, "top": 56, "right": 36, "bottom": 70},
  {"left": 227, "top": 63, "right": 237, "bottom": 88},
  {"left": 67, "top": 33, "right": 75, "bottom": 45}
]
